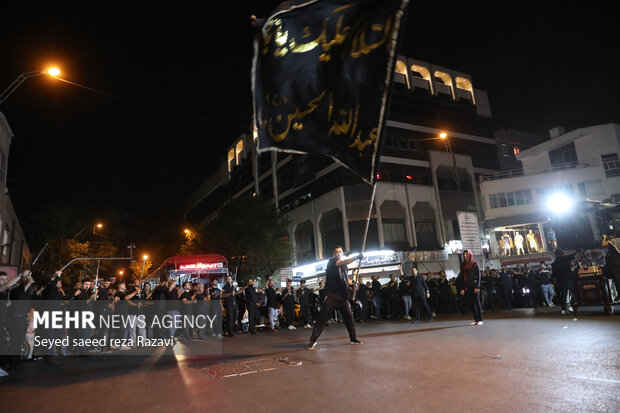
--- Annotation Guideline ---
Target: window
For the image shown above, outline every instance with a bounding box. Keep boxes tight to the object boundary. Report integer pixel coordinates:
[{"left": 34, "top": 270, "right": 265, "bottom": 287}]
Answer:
[
  {"left": 513, "top": 146, "right": 520, "bottom": 155},
  {"left": 501, "top": 144, "right": 510, "bottom": 157},
  {"left": 490, "top": 190, "right": 533, "bottom": 209},
  {"left": 578, "top": 180, "right": 604, "bottom": 197},
  {"left": 383, "top": 221, "right": 407, "bottom": 243},
  {"left": 602, "top": 153, "right": 620, "bottom": 177},
  {"left": 498, "top": 193, "right": 507, "bottom": 208},
  {"left": 506, "top": 192, "right": 515, "bottom": 206},
  {"left": 549, "top": 142, "right": 578, "bottom": 169},
  {"left": 227, "top": 148, "right": 235, "bottom": 172},
  {"left": 515, "top": 190, "right": 525, "bottom": 206}
]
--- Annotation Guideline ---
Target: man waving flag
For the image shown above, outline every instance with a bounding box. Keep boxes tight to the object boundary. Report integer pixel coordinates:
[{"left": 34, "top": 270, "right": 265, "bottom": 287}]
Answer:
[{"left": 252, "top": 0, "right": 409, "bottom": 184}]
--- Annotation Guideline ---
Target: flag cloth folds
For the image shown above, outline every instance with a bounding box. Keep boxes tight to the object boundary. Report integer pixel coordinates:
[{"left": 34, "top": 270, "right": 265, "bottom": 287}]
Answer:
[{"left": 252, "top": 0, "right": 409, "bottom": 184}]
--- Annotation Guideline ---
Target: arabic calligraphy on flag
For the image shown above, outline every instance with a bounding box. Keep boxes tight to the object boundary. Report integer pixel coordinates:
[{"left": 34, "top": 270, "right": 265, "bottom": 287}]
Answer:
[{"left": 252, "top": 0, "right": 409, "bottom": 184}]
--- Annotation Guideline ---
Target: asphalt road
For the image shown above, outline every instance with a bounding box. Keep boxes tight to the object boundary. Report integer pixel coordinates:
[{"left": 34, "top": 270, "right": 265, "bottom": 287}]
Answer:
[{"left": 1, "top": 306, "right": 619, "bottom": 413}]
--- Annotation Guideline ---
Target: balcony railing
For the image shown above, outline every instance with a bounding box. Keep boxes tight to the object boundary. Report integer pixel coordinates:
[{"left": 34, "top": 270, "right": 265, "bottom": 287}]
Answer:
[{"left": 480, "top": 160, "right": 601, "bottom": 183}]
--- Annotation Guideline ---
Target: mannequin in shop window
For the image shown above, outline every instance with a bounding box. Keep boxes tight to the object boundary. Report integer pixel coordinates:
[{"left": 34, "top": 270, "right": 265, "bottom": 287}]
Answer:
[
  {"left": 502, "top": 233, "right": 513, "bottom": 256},
  {"left": 527, "top": 230, "right": 538, "bottom": 253},
  {"left": 514, "top": 232, "right": 525, "bottom": 255}
]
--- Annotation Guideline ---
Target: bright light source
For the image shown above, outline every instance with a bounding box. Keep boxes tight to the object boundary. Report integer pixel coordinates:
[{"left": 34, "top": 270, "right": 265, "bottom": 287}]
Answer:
[
  {"left": 439, "top": 132, "right": 447, "bottom": 139},
  {"left": 143, "top": 255, "right": 149, "bottom": 260},
  {"left": 547, "top": 193, "right": 573, "bottom": 214},
  {"left": 47, "top": 67, "right": 61, "bottom": 77},
  {"left": 96, "top": 223, "right": 103, "bottom": 228},
  {"left": 184, "top": 229, "right": 191, "bottom": 234}
]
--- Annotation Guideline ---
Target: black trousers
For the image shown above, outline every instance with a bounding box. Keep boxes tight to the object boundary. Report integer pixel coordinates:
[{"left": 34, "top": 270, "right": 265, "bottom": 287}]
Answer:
[
  {"left": 413, "top": 295, "right": 432, "bottom": 321},
  {"left": 300, "top": 303, "right": 311, "bottom": 325},
  {"left": 247, "top": 303, "right": 258, "bottom": 333},
  {"left": 500, "top": 287, "right": 513, "bottom": 310},
  {"left": 284, "top": 304, "right": 295, "bottom": 327},
  {"left": 466, "top": 290, "right": 483, "bottom": 322},
  {"left": 310, "top": 296, "right": 356, "bottom": 343},
  {"left": 226, "top": 303, "right": 238, "bottom": 335}
]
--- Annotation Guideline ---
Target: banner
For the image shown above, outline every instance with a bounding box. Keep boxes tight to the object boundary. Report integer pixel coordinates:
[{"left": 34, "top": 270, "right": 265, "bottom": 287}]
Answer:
[
  {"left": 252, "top": 0, "right": 410, "bottom": 183},
  {"left": 457, "top": 211, "right": 482, "bottom": 256}
]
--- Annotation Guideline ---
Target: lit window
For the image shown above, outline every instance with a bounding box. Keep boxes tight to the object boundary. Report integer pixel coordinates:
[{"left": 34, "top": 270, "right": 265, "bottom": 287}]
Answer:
[
  {"left": 376, "top": 172, "right": 382, "bottom": 180},
  {"left": 235, "top": 139, "right": 244, "bottom": 164},
  {"left": 406, "top": 175, "right": 413, "bottom": 181},
  {"left": 513, "top": 146, "right": 520, "bottom": 155},
  {"left": 227, "top": 148, "right": 235, "bottom": 172}
]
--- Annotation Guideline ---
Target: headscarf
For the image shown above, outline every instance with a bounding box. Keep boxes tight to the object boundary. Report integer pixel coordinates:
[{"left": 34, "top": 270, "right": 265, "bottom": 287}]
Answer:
[{"left": 463, "top": 249, "right": 475, "bottom": 270}]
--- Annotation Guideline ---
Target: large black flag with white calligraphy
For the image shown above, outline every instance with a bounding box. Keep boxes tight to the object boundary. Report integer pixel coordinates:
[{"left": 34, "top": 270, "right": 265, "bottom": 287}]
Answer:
[{"left": 252, "top": 0, "right": 409, "bottom": 184}]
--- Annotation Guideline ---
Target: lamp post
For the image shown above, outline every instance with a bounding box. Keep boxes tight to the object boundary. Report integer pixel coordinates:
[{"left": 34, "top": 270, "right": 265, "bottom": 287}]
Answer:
[
  {"left": 139, "top": 255, "right": 149, "bottom": 284},
  {"left": 439, "top": 131, "right": 461, "bottom": 191},
  {"left": 0, "top": 67, "right": 61, "bottom": 105},
  {"left": 72, "top": 222, "right": 103, "bottom": 240}
]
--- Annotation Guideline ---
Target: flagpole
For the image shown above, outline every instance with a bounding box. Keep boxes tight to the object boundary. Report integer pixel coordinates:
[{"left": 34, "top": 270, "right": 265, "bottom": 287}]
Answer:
[{"left": 354, "top": 182, "right": 377, "bottom": 283}]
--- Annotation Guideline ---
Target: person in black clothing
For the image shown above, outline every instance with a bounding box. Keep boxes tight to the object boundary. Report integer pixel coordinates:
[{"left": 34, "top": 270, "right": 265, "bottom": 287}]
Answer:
[
  {"left": 266, "top": 279, "right": 279, "bottom": 331},
  {"left": 525, "top": 262, "right": 539, "bottom": 308},
  {"left": 356, "top": 279, "right": 370, "bottom": 321},
  {"left": 178, "top": 281, "right": 195, "bottom": 340},
  {"left": 281, "top": 279, "right": 296, "bottom": 329},
  {"left": 221, "top": 276, "right": 238, "bottom": 337},
  {"left": 244, "top": 279, "right": 259, "bottom": 334},
  {"left": 370, "top": 274, "right": 383, "bottom": 320},
  {"left": 7, "top": 272, "right": 35, "bottom": 368},
  {"left": 498, "top": 264, "right": 514, "bottom": 310},
  {"left": 193, "top": 282, "right": 208, "bottom": 338},
  {"left": 458, "top": 250, "right": 483, "bottom": 325},
  {"left": 437, "top": 271, "right": 456, "bottom": 313},
  {"left": 552, "top": 249, "right": 576, "bottom": 314},
  {"left": 410, "top": 267, "right": 433, "bottom": 323},
  {"left": 307, "top": 246, "right": 363, "bottom": 349},
  {"left": 297, "top": 280, "right": 313, "bottom": 328}
]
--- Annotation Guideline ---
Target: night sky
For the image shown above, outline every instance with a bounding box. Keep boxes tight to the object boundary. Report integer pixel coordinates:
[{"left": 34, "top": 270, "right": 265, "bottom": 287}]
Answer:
[{"left": 1, "top": 5, "right": 618, "bottom": 247}]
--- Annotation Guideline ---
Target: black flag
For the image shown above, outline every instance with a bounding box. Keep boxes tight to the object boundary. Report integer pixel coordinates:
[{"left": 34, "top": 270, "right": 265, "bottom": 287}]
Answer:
[{"left": 252, "top": 0, "right": 409, "bottom": 184}]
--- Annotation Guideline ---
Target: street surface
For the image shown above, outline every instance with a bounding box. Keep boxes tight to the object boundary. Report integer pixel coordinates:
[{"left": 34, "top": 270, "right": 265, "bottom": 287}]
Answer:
[{"left": 1, "top": 306, "right": 619, "bottom": 413}]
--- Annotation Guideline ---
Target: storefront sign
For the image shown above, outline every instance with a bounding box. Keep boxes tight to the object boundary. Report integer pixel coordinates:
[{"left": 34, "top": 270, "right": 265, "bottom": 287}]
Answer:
[{"left": 457, "top": 211, "right": 482, "bottom": 255}]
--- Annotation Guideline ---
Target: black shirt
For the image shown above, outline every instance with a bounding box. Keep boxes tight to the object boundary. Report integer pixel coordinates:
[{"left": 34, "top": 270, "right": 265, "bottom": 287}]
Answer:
[
  {"left": 282, "top": 286, "right": 296, "bottom": 307},
  {"left": 266, "top": 287, "right": 277, "bottom": 308},
  {"left": 245, "top": 286, "right": 258, "bottom": 304},
  {"left": 324, "top": 257, "right": 349, "bottom": 300},
  {"left": 371, "top": 280, "right": 382, "bottom": 296},
  {"left": 411, "top": 274, "right": 430, "bottom": 297},
  {"left": 114, "top": 290, "right": 129, "bottom": 315},
  {"left": 297, "top": 287, "right": 311, "bottom": 305},
  {"left": 222, "top": 284, "right": 236, "bottom": 307},
  {"left": 538, "top": 269, "right": 551, "bottom": 284},
  {"left": 209, "top": 286, "right": 221, "bottom": 301}
]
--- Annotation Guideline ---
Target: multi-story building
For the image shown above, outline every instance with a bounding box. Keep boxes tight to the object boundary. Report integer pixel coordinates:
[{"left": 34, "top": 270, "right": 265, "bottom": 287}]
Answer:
[
  {"left": 185, "top": 56, "right": 499, "bottom": 283},
  {"left": 494, "top": 128, "right": 547, "bottom": 171},
  {"left": 0, "top": 112, "right": 31, "bottom": 279},
  {"left": 480, "top": 123, "right": 620, "bottom": 259}
]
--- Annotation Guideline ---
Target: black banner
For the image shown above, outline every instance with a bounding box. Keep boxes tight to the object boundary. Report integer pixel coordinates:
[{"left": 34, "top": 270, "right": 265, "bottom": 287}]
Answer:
[{"left": 252, "top": 0, "right": 409, "bottom": 184}]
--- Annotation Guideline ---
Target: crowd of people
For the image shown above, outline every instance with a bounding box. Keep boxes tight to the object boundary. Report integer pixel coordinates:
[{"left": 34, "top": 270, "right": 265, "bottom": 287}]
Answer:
[{"left": 1, "top": 244, "right": 618, "bottom": 376}]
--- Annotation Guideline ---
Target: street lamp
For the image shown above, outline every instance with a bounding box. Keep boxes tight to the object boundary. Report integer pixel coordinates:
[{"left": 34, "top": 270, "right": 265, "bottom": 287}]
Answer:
[
  {"left": 140, "top": 254, "right": 149, "bottom": 283},
  {"left": 0, "top": 67, "right": 61, "bottom": 105},
  {"left": 72, "top": 222, "right": 103, "bottom": 239},
  {"left": 547, "top": 193, "right": 573, "bottom": 214}
]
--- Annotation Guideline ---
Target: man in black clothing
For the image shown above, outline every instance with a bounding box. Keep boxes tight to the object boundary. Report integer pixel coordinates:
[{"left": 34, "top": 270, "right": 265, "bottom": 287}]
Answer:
[
  {"left": 296, "top": 279, "right": 313, "bottom": 328},
  {"left": 410, "top": 267, "right": 433, "bottom": 323},
  {"left": 266, "top": 279, "right": 278, "bottom": 331},
  {"left": 525, "top": 262, "right": 539, "bottom": 308},
  {"left": 7, "top": 272, "right": 35, "bottom": 368},
  {"left": 498, "top": 264, "right": 514, "bottom": 310},
  {"left": 553, "top": 250, "right": 576, "bottom": 314},
  {"left": 244, "top": 279, "right": 259, "bottom": 334},
  {"left": 179, "top": 281, "right": 195, "bottom": 340},
  {"left": 307, "top": 246, "right": 363, "bottom": 349},
  {"left": 281, "top": 279, "right": 296, "bottom": 329},
  {"left": 370, "top": 274, "right": 383, "bottom": 319},
  {"left": 221, "top": 276, "right": 238, "bottom": 337},
  {"left": 356, "top": 279, "right": 370, "bottom": 321}
]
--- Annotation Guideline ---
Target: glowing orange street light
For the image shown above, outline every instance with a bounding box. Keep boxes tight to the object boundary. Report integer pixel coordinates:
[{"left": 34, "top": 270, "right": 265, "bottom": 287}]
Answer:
[
  {"left": 439, "top": 132, "right": 447, "bottom": 139},
  {"left": 0, "top": 66, "right": 62, "bottom": 105},
  {"left": 47, "top": 67, "right": 61, "bottom": 77}
]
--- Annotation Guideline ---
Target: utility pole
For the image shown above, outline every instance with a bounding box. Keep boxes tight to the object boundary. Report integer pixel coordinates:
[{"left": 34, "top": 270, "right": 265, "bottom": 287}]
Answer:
[{"left": 127, "top": 244, "right": 136, "bottom": 259}]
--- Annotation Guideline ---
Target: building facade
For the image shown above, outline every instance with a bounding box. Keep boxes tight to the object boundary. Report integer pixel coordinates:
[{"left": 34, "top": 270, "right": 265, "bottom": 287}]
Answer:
[
  {"left": 185, "top": 56, "right": 500, "bottom": 282},
  {"left": 0, "top": 112, "right": 31, "bottom": 278},
  {"left": 480, "top": 123, "right": 620, "bottom": 258}
]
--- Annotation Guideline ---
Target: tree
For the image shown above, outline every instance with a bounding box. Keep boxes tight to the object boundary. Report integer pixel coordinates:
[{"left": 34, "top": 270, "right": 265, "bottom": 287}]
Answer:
[
  {"left": 190, "top": 196, "right": 292, "bottom": 285},
  {"left": 129, "top": 256, "right": 152, "bottom": 281}
]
